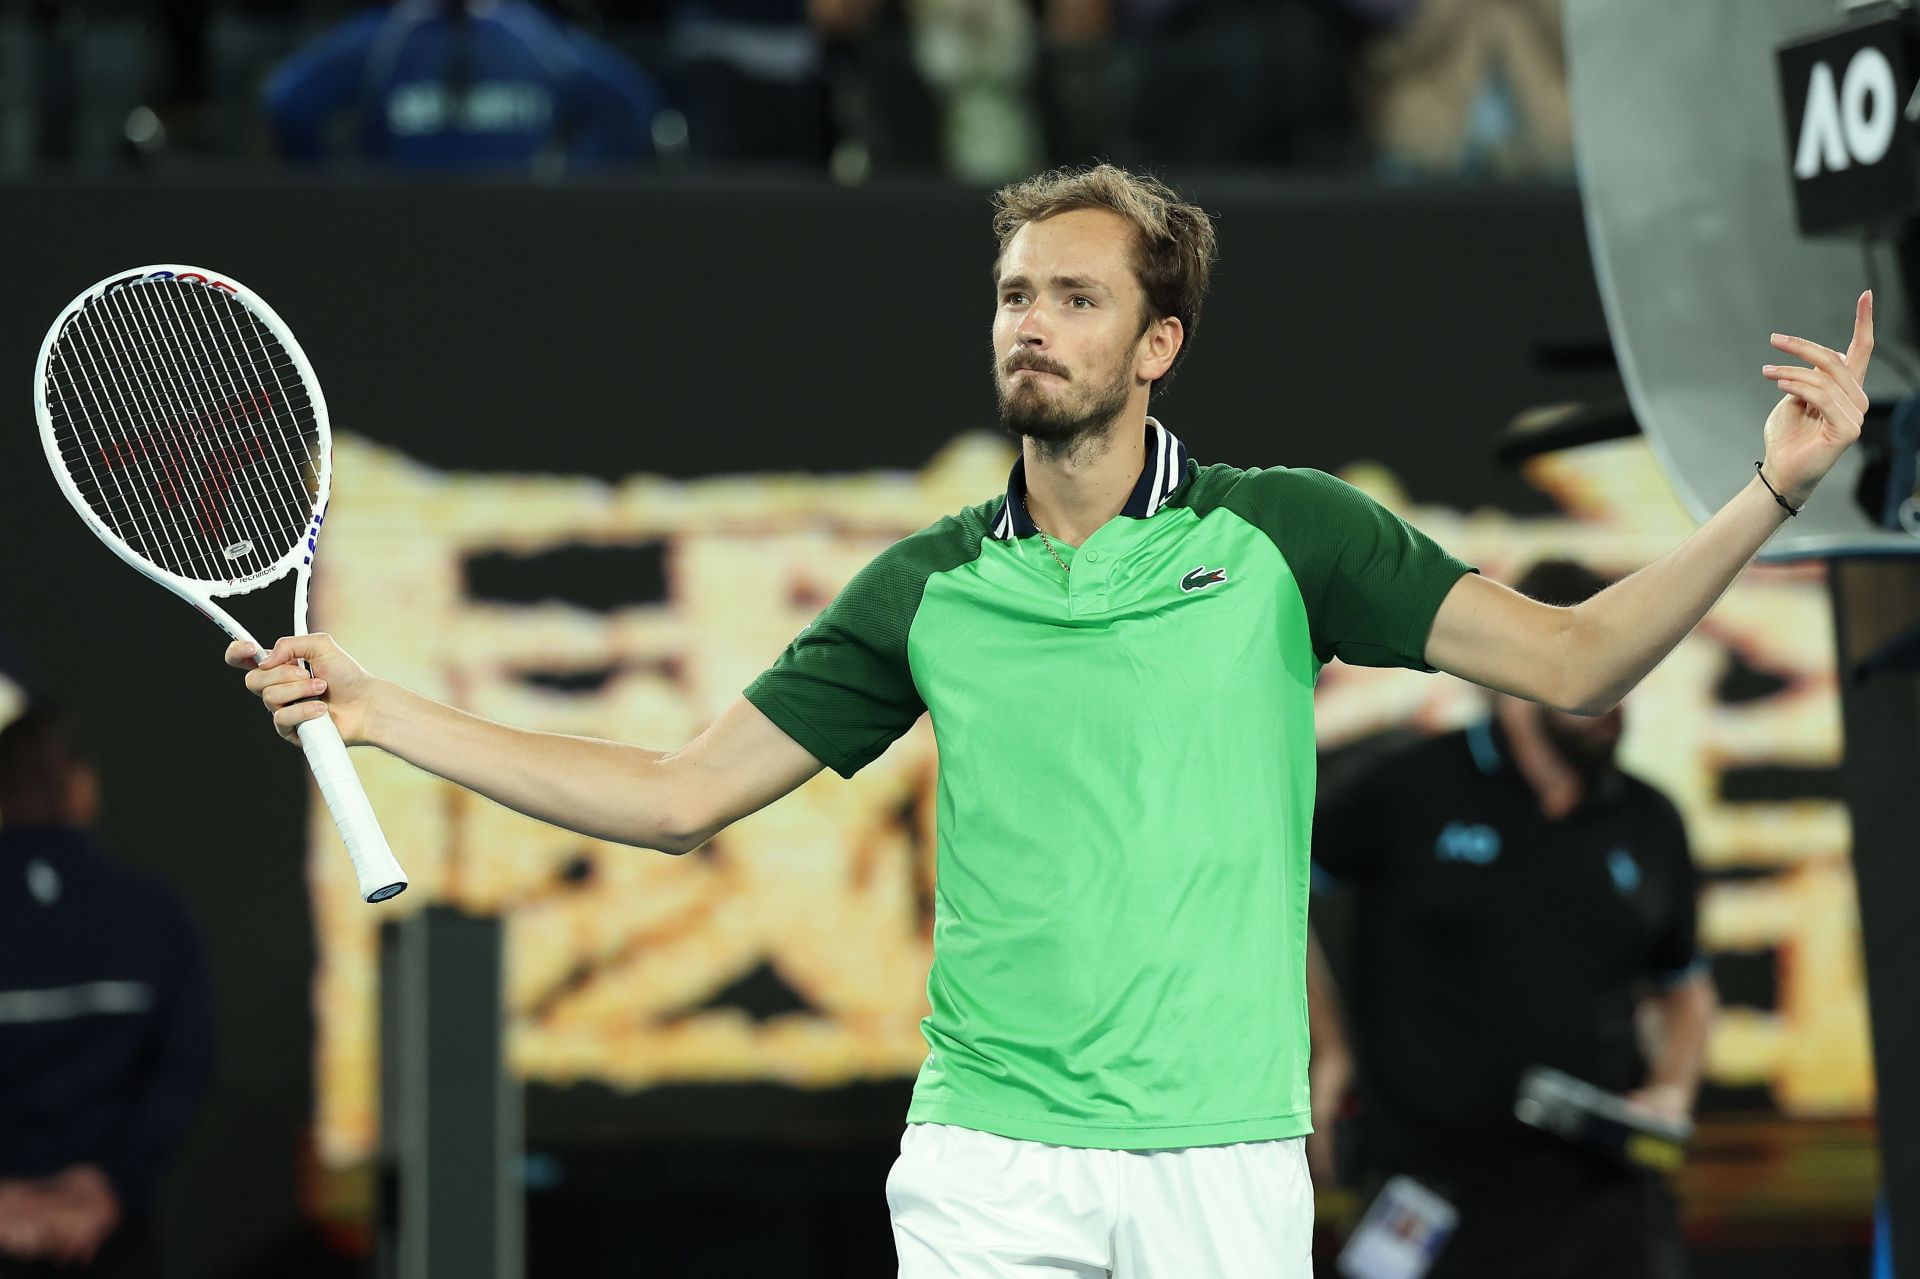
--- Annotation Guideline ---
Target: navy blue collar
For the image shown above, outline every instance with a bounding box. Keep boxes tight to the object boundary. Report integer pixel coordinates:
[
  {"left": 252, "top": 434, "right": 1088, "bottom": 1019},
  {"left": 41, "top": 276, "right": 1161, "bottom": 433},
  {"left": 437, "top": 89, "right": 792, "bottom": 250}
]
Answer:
[
  {"left": 1465, "top": 718, "right": 1507, "bottom": 777},
  {"left": 1466, "top": 716, "right": 1627, "bottom": 806},
  {"left": 989, "top": 418, "right": 1191, "bottom": 541}
]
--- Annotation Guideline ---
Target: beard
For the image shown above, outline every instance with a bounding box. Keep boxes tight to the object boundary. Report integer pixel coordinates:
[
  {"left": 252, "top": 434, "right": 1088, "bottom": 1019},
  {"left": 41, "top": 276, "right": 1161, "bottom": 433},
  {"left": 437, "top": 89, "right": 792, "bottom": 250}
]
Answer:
[
  {"left": 995, "top": 354, "right": 1134, "bottom": 461},
  {"left": 1540, "top": 711, "right": 1620, "bottom": 781}
]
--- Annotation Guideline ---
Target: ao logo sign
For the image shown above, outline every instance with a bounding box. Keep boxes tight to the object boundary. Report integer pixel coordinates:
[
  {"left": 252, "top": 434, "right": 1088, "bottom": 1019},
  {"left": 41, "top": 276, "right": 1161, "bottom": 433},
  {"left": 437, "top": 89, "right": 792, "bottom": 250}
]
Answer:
[{"left": 1794, "top": 46, "right": 1910, "bottom": 178}]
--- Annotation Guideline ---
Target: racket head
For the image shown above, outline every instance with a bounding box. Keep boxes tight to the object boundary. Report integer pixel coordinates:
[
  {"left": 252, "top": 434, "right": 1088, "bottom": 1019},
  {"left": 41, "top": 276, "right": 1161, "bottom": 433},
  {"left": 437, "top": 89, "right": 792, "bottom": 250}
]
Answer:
[{"left": 33, "top": 265, "right": 333, "bottom": 604}]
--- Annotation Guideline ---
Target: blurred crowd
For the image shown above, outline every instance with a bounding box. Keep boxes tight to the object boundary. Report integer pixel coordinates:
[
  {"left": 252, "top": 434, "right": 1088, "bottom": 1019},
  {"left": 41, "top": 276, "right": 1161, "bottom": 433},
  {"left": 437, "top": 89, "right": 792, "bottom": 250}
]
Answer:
[{"left": 3, "top": 0, "right": 1574, "bottom": 182}]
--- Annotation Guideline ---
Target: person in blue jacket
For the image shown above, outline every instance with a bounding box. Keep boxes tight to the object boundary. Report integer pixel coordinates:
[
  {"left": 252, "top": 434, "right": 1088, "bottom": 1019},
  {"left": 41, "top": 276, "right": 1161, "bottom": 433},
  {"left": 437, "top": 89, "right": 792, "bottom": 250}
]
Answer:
[
  {"left": 263, "top": 0, "right": 667, "bottom": 171},
  {"left": 0, "top": 706, "right": 214, "bottom": 1277}
]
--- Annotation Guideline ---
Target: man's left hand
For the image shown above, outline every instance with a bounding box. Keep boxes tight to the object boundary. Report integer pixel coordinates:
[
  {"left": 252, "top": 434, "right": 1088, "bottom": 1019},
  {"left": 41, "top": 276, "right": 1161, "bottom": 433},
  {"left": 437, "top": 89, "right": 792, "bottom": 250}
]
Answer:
[
  {"left": 1307, "top": 1052, "right": 1355, "bottom": 1185},
  {"left": 1624, "top": 1082, "right": 1694, "bottom": 1125},
  {"left": 44, "top": 1165, "right": 121, "bottom": 1265},
  {"left": 0, "top": 1166, "right": 122, "bottom": 1265},
  {"left": 1761, "top": 290, "right": 1874, "bottom": 509}
]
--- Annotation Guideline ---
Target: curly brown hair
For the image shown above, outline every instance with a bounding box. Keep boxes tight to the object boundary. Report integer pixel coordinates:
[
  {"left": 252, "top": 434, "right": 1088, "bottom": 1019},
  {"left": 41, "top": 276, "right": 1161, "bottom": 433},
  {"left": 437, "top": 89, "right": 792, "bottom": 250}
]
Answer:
[{"left": 991, "top": 165, "right": 1218, "bottom": 385}]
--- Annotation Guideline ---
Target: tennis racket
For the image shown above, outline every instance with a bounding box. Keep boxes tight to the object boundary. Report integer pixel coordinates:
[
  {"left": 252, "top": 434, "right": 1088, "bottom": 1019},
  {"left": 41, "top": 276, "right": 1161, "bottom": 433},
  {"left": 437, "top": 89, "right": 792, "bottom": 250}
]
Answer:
[{"left": 33, "top": 264, "right": 407, "bottom": 904}]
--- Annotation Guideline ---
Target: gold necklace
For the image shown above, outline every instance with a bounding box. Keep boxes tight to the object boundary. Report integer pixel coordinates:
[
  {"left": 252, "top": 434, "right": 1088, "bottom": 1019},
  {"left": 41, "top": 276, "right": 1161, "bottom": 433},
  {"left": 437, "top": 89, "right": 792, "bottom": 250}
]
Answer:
[{"left": 1023, "top": 495, "right": 1071, "bottom": 575}]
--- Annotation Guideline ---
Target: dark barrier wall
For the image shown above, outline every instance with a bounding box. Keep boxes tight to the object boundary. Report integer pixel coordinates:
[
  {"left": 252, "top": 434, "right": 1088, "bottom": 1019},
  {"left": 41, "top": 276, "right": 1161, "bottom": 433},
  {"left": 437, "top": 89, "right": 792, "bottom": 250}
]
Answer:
[{"left": 0, "top": 180, "right": 1613, "bottom": 1275}]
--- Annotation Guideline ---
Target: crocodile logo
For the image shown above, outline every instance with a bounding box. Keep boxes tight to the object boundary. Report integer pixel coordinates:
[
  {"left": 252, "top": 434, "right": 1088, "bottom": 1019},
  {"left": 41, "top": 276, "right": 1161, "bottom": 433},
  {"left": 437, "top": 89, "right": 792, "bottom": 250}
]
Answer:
[{"left": 1180, "top": 566, "right": 1228, "bottom": 592}]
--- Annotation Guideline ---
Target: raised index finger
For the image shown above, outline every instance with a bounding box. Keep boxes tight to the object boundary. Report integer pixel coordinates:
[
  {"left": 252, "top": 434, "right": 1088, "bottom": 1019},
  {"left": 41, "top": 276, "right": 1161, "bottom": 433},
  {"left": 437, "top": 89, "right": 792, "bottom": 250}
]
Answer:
[{"left": 1847, "top": 289, "right": 1875, "bottom": 381}]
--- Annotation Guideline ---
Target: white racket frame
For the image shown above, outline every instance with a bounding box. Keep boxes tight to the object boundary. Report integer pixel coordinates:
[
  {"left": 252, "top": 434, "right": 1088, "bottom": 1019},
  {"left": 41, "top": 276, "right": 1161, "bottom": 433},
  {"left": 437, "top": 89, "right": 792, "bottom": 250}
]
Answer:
[{"left": 33, "top": 264, "right": 408, "bottom": 904}]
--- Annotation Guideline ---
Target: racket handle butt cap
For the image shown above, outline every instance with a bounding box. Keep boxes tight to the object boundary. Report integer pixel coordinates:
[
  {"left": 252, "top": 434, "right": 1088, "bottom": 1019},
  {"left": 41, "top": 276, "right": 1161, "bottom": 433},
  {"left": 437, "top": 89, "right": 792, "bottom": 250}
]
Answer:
[{"left": 294, "top": 713, "right": 410, "bottom": 906}]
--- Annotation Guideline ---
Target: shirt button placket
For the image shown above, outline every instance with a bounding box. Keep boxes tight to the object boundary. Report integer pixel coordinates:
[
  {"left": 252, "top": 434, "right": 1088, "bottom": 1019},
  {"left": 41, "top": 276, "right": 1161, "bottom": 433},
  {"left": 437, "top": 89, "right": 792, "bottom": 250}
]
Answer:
[{"left": 1072, "top": 549, "right": 1112, "bottom": 615}]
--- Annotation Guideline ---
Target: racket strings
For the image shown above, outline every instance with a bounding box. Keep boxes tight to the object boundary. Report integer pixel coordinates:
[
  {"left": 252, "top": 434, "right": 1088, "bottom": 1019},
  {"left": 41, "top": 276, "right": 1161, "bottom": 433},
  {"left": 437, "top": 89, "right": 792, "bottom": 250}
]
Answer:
[
  {"left": 53, "top": 294, "right": 234, "bottom": 579},
  {"left": 77, "top": 289, "right": 266, "bottom": 582},
  {"left": 116, "top": 282, "right": 309, "bottom": 569},
  {"left": 124, "top": 283, "right": 299, "bottom": 574},
  {"left": 65, "top": 300, "right": 259, "bottom": 585},
  {"left": 181, "top": 284, "right": 321, "bottom": 491},
  {"left": 44, "top": 279, "right": 323, "bottom": 587},
  {"left": 56, "top": 325, "right": 238, "bottom": 585},
  {"left": 47, "top": 323, "right": 182, "bottom": 577},
  {"left": 166, "top": 280, "right": 320, "bottom": 526},
  {"left": 55, "top": 280, "right": 319, "bottom": 573}
]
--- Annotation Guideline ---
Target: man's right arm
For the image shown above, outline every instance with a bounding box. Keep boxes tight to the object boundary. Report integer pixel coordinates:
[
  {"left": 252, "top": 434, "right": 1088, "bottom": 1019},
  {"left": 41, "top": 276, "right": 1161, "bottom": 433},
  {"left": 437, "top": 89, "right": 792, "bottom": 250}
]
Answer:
[
  {"left": 228, "top": 634, "right": 824, "bottom": 855},
  {"left": 1305, "top": 928, "right": 1356, "bottom": 1184}
]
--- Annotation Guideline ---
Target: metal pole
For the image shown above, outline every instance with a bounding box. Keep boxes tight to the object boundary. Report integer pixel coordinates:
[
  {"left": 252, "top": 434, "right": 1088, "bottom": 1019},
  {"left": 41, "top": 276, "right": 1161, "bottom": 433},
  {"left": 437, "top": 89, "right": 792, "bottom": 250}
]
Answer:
[
  {"left": 378, "top": 907, "right": 524, "bottom": 1279},
  {"left": 1829, "top": 557, "right": 1920, "bottom": 1278}
]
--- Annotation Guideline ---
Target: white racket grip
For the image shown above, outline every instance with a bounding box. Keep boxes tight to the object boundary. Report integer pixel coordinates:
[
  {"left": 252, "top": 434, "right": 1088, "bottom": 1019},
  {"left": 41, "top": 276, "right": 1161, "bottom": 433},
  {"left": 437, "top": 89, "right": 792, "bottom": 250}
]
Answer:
[{"left": 296, "top": 713, "right": 409, "bottom": 903}]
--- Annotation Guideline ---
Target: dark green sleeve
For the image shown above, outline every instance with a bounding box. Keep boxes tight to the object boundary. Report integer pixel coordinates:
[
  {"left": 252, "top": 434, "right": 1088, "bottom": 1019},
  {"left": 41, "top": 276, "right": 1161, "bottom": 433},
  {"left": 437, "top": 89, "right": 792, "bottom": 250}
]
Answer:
[
  {"left": 1223, "top": 467, "right": 1475, "bottom": 670},
  {"left": 744, "top": 508, "right": 989, "bottom": 779}
]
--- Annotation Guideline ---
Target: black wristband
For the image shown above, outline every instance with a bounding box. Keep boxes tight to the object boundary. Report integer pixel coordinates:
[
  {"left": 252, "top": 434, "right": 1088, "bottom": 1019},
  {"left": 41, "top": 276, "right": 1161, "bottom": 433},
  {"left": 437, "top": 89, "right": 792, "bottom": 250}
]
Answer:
[{"left": 1755, "top": 461, "right": 1800, "bottom": 517}]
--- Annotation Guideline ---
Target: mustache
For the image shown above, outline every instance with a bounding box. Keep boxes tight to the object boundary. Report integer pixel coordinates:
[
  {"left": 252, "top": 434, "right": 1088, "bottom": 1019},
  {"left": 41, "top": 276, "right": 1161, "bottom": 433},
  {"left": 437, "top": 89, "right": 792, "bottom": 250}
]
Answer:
[{"left": 1003, "top": 355, "right": 1070, "bottom": 380}]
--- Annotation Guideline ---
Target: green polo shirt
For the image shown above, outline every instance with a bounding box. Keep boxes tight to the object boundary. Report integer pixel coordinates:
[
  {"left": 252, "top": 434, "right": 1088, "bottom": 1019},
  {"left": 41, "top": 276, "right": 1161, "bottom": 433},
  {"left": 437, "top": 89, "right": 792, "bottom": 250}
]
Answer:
[{"left": 745, "top": 420, "right": 1473, "bottom": 1149}]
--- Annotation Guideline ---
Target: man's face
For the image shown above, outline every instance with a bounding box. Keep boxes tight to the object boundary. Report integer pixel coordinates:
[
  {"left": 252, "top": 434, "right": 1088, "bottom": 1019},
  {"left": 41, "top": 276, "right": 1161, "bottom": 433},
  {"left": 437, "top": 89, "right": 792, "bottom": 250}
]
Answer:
[
  {"left": 991, "top": 209, "right": 1158, "bottom": 450},
  {"left": 64, "top": 763, "right": 99, "bottom": 830},
  {"left": 1538, "top": 703, "right": 1624, "bottom": 780}
]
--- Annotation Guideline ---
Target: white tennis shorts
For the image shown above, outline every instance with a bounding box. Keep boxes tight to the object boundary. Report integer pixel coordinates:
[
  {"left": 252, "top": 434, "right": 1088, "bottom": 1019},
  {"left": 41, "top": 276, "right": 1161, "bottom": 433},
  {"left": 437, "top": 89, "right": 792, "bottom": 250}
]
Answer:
[{"left": 887, "top": 1122, "right": 1315, "bottom": 1278}]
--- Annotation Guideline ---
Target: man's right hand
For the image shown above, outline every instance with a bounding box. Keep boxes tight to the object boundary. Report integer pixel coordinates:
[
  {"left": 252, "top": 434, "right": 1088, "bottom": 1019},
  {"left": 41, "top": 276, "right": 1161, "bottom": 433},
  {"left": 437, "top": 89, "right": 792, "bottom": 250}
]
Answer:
[
  {"left": 1307, "top": 1052, "right": 1353, "bottom": 1185},
  {"left": 226, "top": 633, "right": 379, "bottom": 746},
  {"left": 0, "top": 1179, "right": 50, "bottom": 1258}
]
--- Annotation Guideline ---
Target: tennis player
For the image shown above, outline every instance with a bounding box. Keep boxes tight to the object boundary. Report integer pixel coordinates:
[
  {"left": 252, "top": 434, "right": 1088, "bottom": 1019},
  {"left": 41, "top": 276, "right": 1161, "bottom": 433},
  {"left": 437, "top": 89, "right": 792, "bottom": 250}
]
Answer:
[{"left": 230, "top": 165, "right": 1871, "bottom": 1277}]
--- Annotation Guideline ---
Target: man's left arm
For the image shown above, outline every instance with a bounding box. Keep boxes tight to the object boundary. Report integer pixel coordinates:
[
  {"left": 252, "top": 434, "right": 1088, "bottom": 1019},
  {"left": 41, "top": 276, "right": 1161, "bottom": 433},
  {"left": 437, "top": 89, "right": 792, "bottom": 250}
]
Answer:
[
  {"left": 1305, "top": 929, "right": 1356, "bottom": 1183},
  {"left": 1427, "top": 292, "right": 1873, "bottom": 712},
  {"left": 1629, "top": 803, "right": 1716, "bottom": 1122},
  {"left": 1629, "top": 971, "right": 1717, "bottom": 1122}
]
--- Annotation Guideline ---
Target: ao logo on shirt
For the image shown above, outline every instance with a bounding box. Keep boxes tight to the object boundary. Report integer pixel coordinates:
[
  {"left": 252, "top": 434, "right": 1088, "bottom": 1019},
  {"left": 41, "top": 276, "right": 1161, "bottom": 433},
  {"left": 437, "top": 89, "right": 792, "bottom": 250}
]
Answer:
[
  {"left": 1607, "top": 847, "right": 1641, "bottom": 894},
  {"left": 1434, "top": 821, "right": 1501, "bottom": 865}
]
